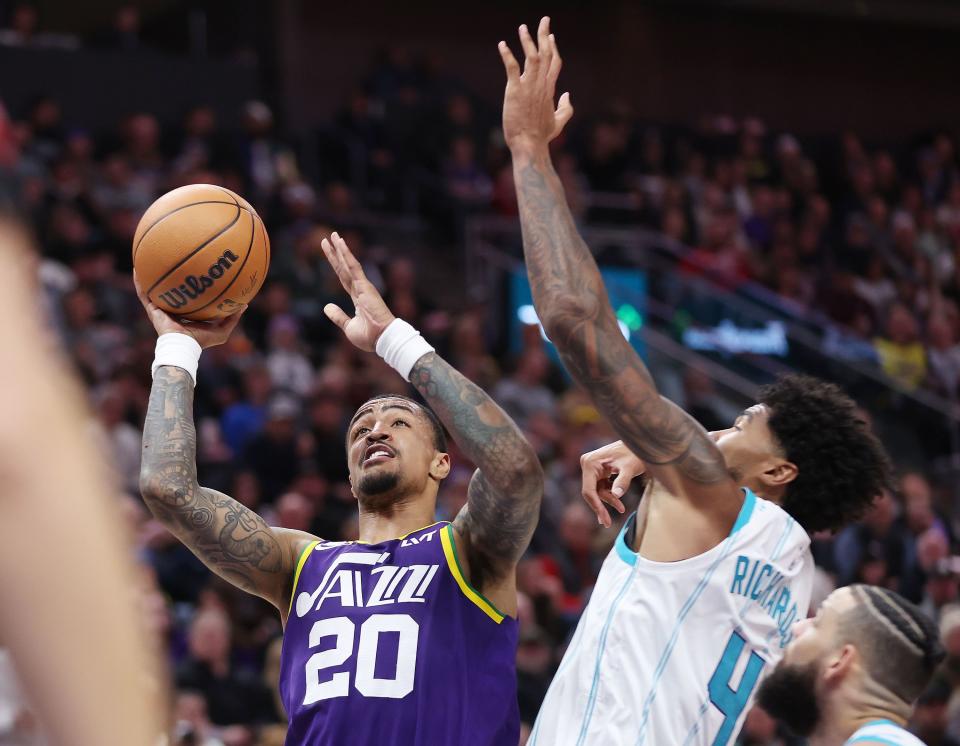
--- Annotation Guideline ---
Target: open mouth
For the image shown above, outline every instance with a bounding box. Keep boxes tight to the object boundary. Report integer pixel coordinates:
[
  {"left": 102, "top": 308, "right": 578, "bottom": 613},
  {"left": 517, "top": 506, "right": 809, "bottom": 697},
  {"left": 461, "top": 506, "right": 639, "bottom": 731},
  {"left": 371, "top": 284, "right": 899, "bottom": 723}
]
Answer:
[{"left": 362, "top": 444, "right": 396, "bottom": 467}]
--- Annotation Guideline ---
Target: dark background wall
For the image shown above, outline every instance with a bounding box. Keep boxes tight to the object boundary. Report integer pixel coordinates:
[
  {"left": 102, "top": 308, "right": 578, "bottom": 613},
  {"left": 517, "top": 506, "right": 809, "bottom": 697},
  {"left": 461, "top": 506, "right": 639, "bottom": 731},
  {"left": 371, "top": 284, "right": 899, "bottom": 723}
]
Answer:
[
  {"left": 6, "top": 0, "right": 960, "bottom": 138},
  {"left": 277, "top": 0, "right": 960, "bottom": 138}
]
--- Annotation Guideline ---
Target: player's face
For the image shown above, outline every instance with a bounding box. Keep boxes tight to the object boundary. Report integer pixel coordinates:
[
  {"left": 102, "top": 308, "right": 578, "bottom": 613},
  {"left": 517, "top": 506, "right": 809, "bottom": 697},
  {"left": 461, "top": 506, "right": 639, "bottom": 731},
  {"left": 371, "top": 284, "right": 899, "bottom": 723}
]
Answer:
[
  {"left": 755, "top": 588, "right": 856, "bottom": 736},
  {"left": 345, "top": 399, "right": 444, "bottom": 507},
  {"left": 709, "top": 404, "right": 796, "bottom": 498},
  {"left": 781, "top": 588, "right": 853, "bottom": 666}
]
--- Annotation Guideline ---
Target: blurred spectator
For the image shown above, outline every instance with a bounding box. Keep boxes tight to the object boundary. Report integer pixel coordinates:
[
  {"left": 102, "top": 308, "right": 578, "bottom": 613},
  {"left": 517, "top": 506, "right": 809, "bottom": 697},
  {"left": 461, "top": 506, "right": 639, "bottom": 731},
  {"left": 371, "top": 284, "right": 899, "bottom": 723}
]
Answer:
[
  {"left": 875, "top": 302, "right": 928, "bottom": 390},
  {"left": 175, "top": 609, "right": 275, "bottom": 727},
  {"left": 221, "top": 365, "right": 272, "bottom": 456},
  {"left": 241, "top": 396, "right": 302, "bottom": 502},
  {"left": 93, "top": 4, "right": 144, "bottom": 51},
  {"left": 0, "top": 3, "right": 76, "bottom": 49},
  {"left": 91, "top": 381, "right": 141, "bottom": 493},
  {"left": 265, "top": 314, "right": 314, "bottom": 398},
  {"left": 927, "top": 311, "right": 960, "bottom": 398},
  {"left": 238, "top": 101, "right": 298, "bottom": 204},
  {"left": 833, "top": 491, "right": 914, "bottom": 595},
  {"left": 911, "top": 679, "right": 960, "bottom": 746},
  {"left": 493, "top": 347, "right": 558, "bottom": 427},
  {"left": 551, "top": 502, "right": 602, "bottom": 607}
]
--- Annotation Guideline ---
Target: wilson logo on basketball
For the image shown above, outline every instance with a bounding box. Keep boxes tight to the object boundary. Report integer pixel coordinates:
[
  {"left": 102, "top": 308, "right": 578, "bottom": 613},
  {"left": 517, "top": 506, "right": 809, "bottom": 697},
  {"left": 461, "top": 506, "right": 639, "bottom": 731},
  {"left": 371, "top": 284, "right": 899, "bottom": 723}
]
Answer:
[{"left": 158, "top": 250, "right": 240, "bottom": 308}]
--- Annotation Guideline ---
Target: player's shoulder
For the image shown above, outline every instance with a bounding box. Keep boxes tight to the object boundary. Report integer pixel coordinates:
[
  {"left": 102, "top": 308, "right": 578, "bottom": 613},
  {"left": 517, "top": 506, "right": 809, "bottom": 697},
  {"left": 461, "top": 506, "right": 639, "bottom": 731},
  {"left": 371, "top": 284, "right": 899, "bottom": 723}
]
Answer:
[
  {"left": 845, "top": 719, "right": 925, "bottom": 745},
  {"left": 735, "top": 491, "right": 811, "bottom": 558}
]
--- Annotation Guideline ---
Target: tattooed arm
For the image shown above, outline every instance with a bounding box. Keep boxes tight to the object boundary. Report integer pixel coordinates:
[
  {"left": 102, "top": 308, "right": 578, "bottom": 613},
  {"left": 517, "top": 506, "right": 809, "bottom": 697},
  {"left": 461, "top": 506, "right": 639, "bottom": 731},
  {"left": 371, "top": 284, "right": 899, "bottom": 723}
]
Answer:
[
  {"left": 500, "top": 20, "right": 738, "bottom": 517},
  {"left": 320, "top": 232, "right": 542, "bottom": 611},
  {"left": 410, "top": 353, "right": 542, "bottom": 590},
  {"left": 135, "top": 282, "right": 314, "bottom": 619}
]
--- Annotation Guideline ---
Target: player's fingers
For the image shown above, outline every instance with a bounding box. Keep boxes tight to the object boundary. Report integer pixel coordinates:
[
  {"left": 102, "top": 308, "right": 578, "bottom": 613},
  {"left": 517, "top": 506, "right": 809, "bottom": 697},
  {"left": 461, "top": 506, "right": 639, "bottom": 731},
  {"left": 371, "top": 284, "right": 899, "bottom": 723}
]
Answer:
[
  {"left": 611, "top": 469, "right": 635, "bottom": 498},
  {"left": 536, "top": 17, "right": 552, "bottom": 74},
  {"left": 498, "top": 41, "right": 521, "bottom": 81},
  {"left": 320, "top": 237, "right": 353, "bottom": 292},
  {"left": 580, "top": 461, "right": 611, "bottom": 526},
  {"left": 323, "top": 303, "right": 352, "bottom": 332},
  {"left": 555, "top": 92, "right": 574, "bottom": 127},
  {"left": 132, "top": 271, "right": 152, "bottom": 306},
  {"left": 518, "top": 24, "right": 540, "bottom": 74},
  {"left": 547, "top": 33, "right": 563, "bottom": 82},
  {"left": 582, "top": 484, "right": 612, "bottom": 528},
  {"left": 600, "top": 485, "right": 627, "bottom": 516},
  {"left": 216, "top": 304, "right": 248, "bottom": 335},
  {"left": 331, "top": 231, "right": 366, "bottom": 284}
]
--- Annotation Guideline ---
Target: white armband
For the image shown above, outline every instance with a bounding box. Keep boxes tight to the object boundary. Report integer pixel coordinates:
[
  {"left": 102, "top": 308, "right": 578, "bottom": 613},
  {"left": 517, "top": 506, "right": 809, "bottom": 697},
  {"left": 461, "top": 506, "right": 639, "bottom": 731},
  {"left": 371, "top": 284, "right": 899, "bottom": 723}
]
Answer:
[
  {"left": 151, "top": 333, "right": 202, "bottom": 386},
  {"left": 375, "top": 319, "right": 435, "bottom": 380}
]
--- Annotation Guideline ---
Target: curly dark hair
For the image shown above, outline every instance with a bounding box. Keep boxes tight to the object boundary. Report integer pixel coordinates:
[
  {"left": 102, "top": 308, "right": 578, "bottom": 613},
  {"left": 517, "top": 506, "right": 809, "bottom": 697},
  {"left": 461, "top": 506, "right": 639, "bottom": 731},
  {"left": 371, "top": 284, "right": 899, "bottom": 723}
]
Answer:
[{"left": 757, "top": 375, "right": 892, "bottom": 533}]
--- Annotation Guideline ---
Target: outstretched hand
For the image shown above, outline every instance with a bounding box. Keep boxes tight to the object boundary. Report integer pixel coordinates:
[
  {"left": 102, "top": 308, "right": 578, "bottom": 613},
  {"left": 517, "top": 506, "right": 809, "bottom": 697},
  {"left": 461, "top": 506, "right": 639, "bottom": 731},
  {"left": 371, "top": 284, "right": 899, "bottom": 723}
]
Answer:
[
  {"left": 499, "top": 16, "right": 573, "bottom": 156},
  {"left": 321, "top": 231, "right": 396, "bottom": 351},
  {"left": 580, "top": 440, "right": 646, "bottom": 527},
  {"left": 133, "top": 272, "right": 245, "bottom": 349}
]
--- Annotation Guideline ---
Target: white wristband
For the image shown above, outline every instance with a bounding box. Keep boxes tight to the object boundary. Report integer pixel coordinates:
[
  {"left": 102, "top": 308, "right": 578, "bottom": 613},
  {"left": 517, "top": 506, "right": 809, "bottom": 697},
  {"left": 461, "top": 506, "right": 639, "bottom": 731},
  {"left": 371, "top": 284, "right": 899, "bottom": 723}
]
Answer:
[
  {"left": 375, "top": 318, "right": 435, "bottom": 380},
  {"left": 152, "top": 333, "right": 203, "bottom": 386}
]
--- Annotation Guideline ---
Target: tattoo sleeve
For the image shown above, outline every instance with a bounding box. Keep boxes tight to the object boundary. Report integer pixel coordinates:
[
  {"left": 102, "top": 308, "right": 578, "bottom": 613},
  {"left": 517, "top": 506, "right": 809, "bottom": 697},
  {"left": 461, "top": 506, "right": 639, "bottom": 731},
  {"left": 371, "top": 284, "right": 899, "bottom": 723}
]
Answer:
[
  {"left": 513, "top": 150, "right": 732, "bottom": 498},
  {"left": 410, "top": 353, "right": 542, "bottom": 588},
  {"left": 139, "top": 366, "right": 292, "bottom": 603}
]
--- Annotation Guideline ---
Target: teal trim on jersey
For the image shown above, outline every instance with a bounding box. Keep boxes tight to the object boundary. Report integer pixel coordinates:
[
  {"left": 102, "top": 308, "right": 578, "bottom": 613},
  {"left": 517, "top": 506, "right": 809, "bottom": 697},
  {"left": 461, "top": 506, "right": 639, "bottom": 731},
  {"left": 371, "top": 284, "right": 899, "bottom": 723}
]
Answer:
[
  {"left": 615, "top": 514, "right": 638, "bottom": 566},
  {"left": 574, "top": 559, "right": 640, "bottom": 746},
  {"left": 634, "top": 535, "right": 741, "bottom": 746},
  {"left": 847, "top": 737, "right": 910, "bottom": 746},
  {"left": 615, "top": 491, "right": 755, "bottom": 569},
  {"left": 730, "top": 488, "right": 756, "bottom": 535}
]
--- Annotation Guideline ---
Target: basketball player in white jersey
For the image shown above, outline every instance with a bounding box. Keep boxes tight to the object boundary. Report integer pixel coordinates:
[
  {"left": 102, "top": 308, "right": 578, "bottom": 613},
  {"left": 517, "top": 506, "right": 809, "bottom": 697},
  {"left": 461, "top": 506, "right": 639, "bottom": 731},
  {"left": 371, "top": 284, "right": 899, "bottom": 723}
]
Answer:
[
  {"left": 498, "top": 17, "right": 892, "bottom": 744},
  {"left": 756, "top": 584, "right": 942, "bottom": 745}
]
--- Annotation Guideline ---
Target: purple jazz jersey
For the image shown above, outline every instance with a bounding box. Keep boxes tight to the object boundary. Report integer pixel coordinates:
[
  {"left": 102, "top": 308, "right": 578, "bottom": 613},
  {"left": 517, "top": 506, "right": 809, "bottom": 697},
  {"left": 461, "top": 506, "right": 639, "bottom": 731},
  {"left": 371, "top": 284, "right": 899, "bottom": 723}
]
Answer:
[{"left": 279, "top": 522, "right": 519, "bottom": 745}]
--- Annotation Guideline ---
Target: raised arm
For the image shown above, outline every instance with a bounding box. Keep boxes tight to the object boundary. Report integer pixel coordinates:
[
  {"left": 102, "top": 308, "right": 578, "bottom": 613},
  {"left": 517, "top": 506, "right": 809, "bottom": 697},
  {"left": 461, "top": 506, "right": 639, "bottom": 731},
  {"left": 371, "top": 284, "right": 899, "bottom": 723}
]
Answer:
[
  {"left": 135, "top": 280, "right": 311, "bottom": 617},
  {"left": 320, "top": 233, "right": 543, "bottom": 606},
  {"left": 408, "top": 353, "right": 542, "bottom": 588},
  {"left": 500, "top": 19, "right": 737, "bottom": 514}
]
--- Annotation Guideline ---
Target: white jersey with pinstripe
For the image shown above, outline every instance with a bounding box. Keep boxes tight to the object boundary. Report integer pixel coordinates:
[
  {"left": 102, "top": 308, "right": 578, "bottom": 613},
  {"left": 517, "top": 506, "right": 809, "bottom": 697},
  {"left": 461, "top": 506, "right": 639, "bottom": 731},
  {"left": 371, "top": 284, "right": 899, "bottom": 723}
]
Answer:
[
  {"left": 531, "top": 489, "right": 814, "bottom": 746},
  {"left": 845, "top": 719, "right": 926, "bottom": 745}
]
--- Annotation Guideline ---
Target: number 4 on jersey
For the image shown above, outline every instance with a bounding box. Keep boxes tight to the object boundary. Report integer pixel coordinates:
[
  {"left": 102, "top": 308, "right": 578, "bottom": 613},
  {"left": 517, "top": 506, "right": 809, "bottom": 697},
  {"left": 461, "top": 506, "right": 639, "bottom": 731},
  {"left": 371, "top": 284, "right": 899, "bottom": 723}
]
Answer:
[{"left": 708, "top": 631, "right": 766, "bottom": 745}]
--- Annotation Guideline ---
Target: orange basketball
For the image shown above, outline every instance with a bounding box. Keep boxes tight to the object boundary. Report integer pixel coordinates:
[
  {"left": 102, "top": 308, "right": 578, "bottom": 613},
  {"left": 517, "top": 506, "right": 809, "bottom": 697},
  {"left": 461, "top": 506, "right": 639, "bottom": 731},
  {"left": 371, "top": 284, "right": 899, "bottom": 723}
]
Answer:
[{"left": 132, "top": 184, "right": 270, "bottom": 321}]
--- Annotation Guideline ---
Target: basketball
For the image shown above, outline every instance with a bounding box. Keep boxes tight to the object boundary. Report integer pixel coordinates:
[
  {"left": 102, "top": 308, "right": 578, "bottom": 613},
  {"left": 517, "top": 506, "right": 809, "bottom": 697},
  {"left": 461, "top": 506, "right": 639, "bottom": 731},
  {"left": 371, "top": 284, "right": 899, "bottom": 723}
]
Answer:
[{"left": 132, "top": 184, "right": 270, "bottom": 321}]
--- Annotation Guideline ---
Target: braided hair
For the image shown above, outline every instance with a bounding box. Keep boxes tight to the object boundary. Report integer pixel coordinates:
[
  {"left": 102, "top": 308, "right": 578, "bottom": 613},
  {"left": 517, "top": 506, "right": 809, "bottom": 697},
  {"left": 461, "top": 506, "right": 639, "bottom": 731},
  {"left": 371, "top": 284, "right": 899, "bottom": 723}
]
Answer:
[{"left": 839, "top": 584, "right": 945, "bottom": 704}]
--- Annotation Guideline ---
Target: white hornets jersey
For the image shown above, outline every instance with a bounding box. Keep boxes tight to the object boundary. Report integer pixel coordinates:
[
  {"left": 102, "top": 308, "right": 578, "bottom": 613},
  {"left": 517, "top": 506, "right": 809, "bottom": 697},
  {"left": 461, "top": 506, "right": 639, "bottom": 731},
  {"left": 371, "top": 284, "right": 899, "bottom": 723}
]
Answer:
[
  {"left": 845, "top": 719, "right": 925, "bottom": 745},
  {"left": 531, "top": 489, "right": 814, "bottom": 746}
]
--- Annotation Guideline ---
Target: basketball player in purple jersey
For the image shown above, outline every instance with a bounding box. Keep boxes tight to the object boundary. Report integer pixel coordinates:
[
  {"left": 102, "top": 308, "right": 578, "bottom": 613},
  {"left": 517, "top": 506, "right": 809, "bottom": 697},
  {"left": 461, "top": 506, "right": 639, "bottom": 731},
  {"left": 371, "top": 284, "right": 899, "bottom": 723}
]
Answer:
[{"left": 137, "top": 232, "right": 543, "bottom": 745}]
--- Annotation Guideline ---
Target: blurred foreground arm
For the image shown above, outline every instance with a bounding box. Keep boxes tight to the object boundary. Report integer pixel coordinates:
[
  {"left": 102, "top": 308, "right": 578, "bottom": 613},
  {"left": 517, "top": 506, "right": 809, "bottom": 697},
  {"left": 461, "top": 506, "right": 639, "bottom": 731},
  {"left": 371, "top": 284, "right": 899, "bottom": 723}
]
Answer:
[{"left": 0, "top": 218, "right": 165, "bottom": 745}]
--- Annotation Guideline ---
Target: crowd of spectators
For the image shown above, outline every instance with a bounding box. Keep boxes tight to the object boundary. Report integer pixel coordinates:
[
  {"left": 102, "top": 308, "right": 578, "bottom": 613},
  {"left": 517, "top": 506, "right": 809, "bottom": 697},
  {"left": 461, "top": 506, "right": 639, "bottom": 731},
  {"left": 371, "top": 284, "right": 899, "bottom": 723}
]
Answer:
[{"left": 4, "top": 12, "right": 960, "bottom": 744}]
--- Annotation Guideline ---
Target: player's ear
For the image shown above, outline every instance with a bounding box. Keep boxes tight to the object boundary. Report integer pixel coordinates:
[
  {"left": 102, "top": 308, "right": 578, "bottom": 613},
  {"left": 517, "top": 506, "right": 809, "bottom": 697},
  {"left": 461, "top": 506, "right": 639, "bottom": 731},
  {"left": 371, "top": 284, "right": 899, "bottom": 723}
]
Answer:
[
  {"left": 348, "top": 474, "right": 357, "bottom": 499},
  {"left": 762, "top": 459, "right": 798, "bottom": 489},
  {"left": 823, "top": 643, "right": 856, "bottom": 686},
  {"left": 429, "top": 452, "right": 451, "bottom": 482}
]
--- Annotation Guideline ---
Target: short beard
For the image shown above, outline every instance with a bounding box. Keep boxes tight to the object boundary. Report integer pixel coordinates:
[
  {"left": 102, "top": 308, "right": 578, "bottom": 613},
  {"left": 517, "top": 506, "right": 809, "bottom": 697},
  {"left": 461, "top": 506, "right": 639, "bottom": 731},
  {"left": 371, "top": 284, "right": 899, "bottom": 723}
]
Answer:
[
  {"left": 755, "top": 660, "right": 822, "bottom": 737},
  {"left": 356, "top": 470, "right": 402, "bottom": 515}
]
